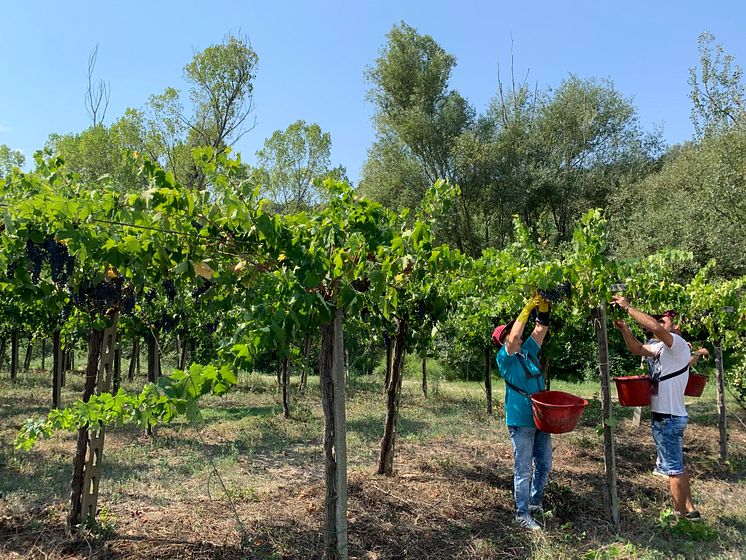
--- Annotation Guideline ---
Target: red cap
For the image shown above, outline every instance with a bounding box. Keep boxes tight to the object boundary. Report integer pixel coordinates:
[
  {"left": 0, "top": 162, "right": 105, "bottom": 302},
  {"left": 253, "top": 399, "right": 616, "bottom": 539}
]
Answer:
[
  {"left": 491, "top": 321, "right": 515, "bottom": 347},
  {"left": 652, "top": 310, "right": 677, "bottom": 320}
]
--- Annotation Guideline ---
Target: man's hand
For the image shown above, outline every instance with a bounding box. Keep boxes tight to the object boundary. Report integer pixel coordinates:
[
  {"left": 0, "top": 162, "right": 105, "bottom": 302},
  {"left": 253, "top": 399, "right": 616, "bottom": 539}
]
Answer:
[
  {"left": 613, "top": 319, "right": 630, "bottom": 331},
  {"left": 693, "top": 347, "right": 710, "bottom": 359},
  {"left": 611, "top": 295, "right": 630, "bottom": 311}
]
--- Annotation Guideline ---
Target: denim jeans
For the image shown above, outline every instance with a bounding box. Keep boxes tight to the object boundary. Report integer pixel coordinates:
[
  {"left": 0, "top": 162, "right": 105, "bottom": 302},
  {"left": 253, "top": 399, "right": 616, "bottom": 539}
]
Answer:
[
  {"left": 651, "top": 415, "right": 688, "bottom": 475},
  {"left": 508, "top": 426, "right": 552, "bottom": 516}
]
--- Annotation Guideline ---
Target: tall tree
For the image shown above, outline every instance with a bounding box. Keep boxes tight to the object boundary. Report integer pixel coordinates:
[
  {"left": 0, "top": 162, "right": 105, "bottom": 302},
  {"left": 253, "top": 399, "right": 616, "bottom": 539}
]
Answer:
[
  {"left": 254, "top": 120, "right": 346, "bottom": 213},
  {"left": 45, "top": 34, "right": 258, "bottom": 188},
  {"left": 610, "top": 128, "right": 746, "bottom": 277},
  {"left": 689, "top": 32, "right": 745, "bottom": 139},
  {"left": 0, "top": 145, "right": 25, "bottom": 178},
  {"left": 535, "top": 75, "right": 660, "bottom": 239},
  {"left": 183, "top": 34, "right": 259, "bottom": 152},
  {"left": 84, "top": 43, "right": 110, "bottom": 127},
  {"left": 361, "top": 22, "right": 479, "bottom": 253}
]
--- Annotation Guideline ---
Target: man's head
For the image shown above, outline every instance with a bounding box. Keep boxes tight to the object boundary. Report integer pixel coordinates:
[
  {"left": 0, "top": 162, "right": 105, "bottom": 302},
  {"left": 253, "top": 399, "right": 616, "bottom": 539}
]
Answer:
[
  {"left": 652, "top": 310, "right": 677, "bottom": 332},
  {"left": 491, "top": 320, "right": 515, "bottom": 347}
]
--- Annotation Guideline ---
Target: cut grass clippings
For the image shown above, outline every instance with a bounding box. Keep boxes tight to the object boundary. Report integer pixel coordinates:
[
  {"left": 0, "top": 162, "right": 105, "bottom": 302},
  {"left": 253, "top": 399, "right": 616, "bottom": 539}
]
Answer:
[{"left": 1, "top": 366, "right": 745, "bottom": 559}]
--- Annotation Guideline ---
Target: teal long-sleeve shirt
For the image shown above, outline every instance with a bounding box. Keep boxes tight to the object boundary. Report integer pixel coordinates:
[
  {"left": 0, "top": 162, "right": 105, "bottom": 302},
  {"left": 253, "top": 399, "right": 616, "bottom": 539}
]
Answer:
[{"left": 496, "top": 336, "right": 545, "bottom": 427}]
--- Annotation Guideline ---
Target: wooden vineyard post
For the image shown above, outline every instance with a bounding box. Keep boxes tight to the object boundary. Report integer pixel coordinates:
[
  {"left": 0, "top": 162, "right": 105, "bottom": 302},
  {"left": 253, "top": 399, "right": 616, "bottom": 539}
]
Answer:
[
  {"left": 127, "top": 337, "right": 139, "bottom": 381},
  {"left": 332, "top": 307, "right": 348, "bottom": 560},
  {"left": 714, "top": 342, "right": 728, "bottom": 462},
  {"left": 281, "top": 356, "right": 290, "bottom": 419},
  {"left": 485, "top": 346, "right": 493, "bottom": 415},
  {"left": 52, "top": 330, "right": 63, "bottom": 408},
  {"left": 421, "top": 356, "right": 427, "bottom": 398},
  {"left": 10, "top": 330, "right": 19, "bottom": 382},
  {"left": 79, "top": 319, "right": 118, "bottom": 523},
  {"left": 23, "top": 339, "right": 33, "bottom": 371},
  {"left": 319, "top": 307, "right": 349, "bottom": 560},
  {"left": 593, "top": 304, "right": 619, "bottom": 531},
  {"left": 113, "top": 343, "right": 122, "bottom": 394}
]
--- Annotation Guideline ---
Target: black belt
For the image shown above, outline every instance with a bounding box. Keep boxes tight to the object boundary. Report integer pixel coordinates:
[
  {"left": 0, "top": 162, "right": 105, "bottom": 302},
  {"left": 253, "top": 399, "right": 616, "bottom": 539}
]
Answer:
[{"left": 652, "top": 412, "right": 686, "bottom": 421}]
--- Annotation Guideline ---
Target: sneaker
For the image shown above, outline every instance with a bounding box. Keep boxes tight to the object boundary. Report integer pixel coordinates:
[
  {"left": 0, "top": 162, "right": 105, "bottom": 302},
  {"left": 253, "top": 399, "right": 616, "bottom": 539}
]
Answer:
[
  {"left": 679, "top": 510, "right": 702, "bottom": 522},
  {"left": 514, "top": 514, "right": 542, "bottom": 531},
  {"left": 652, "top": 466, "right": 668, "bottom": 478},
  {"left": 529, "top": 504, "right": 544, "bottom": 516}
]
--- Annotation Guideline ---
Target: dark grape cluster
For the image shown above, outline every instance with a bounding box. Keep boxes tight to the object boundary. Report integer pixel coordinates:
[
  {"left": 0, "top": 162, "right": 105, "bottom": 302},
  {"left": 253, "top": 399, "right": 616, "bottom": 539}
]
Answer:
[
  {"left": 25, "top": 239, "right": 45, "bottom": 283},
  {"left": 60, "top": 303, "right": 74, "bottom": 321},
  {"left": 155, "top": 313, "right": 178, "bottom": 333},
  {"left": 6, "top": 262, "right": 18, "bottom": 279},
  {"left": 121, "top": 293, "right": 136, "bottom": 315},
  {"left": 73, "top": 278, "right": 123, "bottom": 312},
  {"left": 162, "top": 280, "right": 177, "bottom": 303},
  {"left": 192, "top": 280, "right": 213, "bottom": 300},
  {"left": 145, "top": 287, "right": 158, "bottom": 303},
  {"left": 20, "top": 235, "right": 75, "bottom": 286},
  {"left": 538, "top": 281, "right": 572, "bottom": 303},
  {"left": 43, "top": 236, "right": 75, "bottom": 284}
]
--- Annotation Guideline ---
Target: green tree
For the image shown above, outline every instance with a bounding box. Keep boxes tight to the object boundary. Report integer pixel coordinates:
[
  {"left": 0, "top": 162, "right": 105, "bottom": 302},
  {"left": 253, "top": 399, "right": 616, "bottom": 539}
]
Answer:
[
  {"left": 45, "top": 35, "right": 258, "bottom": 188},
  {"left": 535, "top": 75, "right": 661, "bottom": 239},
  {"left": 183, "top": 34, "right": 258, "bottom": 152},
  {"left": 610, "top": 127, "right": 746, "bottom": 277},
  {"left": 362, "top": 24, "right": 659, "bottom": 254},
  {"left": 689, "top": 32, "right": 745, "bottom": 139},
  {"left": 253, "top": 120, "right": 346, "bottom": 213},
  {"left": 361, "top": 22, "right": 480, "bottom": 253},
  {"left": 0, "top": 144, "right": 25, "bottom": 178},
  {"left": 482, "top": 75, "right": 547, "bottom": 246}
]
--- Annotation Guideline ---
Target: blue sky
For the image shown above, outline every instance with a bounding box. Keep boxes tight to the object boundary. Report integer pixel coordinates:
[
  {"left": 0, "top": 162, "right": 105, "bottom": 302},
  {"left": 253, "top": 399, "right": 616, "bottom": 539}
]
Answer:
[{"left": 2, "top": 1, "right": 745, "bottom": 184}]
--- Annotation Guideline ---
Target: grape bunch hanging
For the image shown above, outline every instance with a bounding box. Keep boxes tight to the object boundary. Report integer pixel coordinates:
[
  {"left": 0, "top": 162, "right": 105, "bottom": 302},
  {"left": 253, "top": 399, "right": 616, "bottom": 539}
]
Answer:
[
  {"left": 192, "top": 279, "right": 213, "bottom": 300},
  {"left": 538, "top": 281, "right": 572, "bottom": 303},
  {"left": 162, "top": 280, "right": 177, "bottom": 303},
  {"left": 72, "top": 276, "right": 125, "bottom": 313},
  {"left": 21, "top": 235, "right": 75, "bottom": 285}
]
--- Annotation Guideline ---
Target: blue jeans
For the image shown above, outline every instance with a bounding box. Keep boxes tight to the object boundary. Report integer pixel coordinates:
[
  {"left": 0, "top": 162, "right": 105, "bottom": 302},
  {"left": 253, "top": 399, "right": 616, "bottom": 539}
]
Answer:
[
  {"left": 651, "top": 415, "right": 688, "bottom": 475},
  {"left": 508, "top": 426, "right": 552, "bottom": 516}
]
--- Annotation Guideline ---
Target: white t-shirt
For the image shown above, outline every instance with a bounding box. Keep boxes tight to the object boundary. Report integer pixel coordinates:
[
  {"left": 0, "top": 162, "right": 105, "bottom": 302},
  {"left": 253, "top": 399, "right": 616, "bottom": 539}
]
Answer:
[{"left": 645, "top": 333, "right": 690, "bottom": 416}]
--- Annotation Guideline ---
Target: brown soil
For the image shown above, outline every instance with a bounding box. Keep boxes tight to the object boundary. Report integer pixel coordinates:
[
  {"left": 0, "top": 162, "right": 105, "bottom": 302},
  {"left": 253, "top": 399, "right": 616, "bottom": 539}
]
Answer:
[{"left": 1, "top": 411, "right": 744, "bottom": 560}]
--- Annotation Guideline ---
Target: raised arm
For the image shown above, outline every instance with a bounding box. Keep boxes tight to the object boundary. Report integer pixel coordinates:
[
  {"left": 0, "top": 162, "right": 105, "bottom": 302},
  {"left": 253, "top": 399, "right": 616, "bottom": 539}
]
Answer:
[
  {"left": 530, "top": 296, "right": 551, "bottom": 347},
  {"left": 505, "top": 295, "right": 550, "bottom": 353},
  {"left": 689, "top": 347, "right": 709, "bottom": 367},
  {"left": 504, "top": 297, "right": 537, "bottom": 355},
  {"left": 611, "top": 295, "right": 674, "bottom": 348},
  {"left": 613, "top": 319, "right": 655, "bottom": 357}
]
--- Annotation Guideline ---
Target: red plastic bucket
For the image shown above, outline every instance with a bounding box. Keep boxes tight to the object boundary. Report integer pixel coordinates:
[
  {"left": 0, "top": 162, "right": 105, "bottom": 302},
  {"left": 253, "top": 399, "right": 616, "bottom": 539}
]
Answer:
[
  {"left": 530, "top": 390, "right": 588, "bottom": 434},
  {"left": 685, "top": 372, "right": 707, "bottom": 397},
  {"left": 612, "top": 375, "right": 651, "bottom": 406}
]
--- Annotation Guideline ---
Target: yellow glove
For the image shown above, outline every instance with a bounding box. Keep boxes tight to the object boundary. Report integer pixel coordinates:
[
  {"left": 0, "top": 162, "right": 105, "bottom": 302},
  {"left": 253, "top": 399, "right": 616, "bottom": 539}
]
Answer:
[
  {"left": 537, "top": 295, "right": 550, "bottom": 313},
  {"left": 517, "top": 296, "right": 540, "bottom": 323}
]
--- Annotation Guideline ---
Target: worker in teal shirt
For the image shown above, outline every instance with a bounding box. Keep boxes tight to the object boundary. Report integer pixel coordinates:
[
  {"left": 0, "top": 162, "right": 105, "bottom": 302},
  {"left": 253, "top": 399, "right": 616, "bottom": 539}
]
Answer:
[{"left": 492, "top": 294, "right": 551, "bottom": 531}]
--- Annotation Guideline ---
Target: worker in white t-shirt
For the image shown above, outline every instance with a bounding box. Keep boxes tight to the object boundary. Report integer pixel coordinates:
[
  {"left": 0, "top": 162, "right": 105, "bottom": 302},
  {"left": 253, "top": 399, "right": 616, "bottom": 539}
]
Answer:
[{"left": 611, "top": 295, "right": 701, "bottom": 522}]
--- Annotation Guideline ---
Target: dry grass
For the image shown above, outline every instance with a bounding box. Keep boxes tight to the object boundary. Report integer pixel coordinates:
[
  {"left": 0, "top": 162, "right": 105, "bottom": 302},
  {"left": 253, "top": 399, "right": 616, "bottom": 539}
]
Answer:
[{"left": 1, "top": 369, "right": 745, "bottom": 559}]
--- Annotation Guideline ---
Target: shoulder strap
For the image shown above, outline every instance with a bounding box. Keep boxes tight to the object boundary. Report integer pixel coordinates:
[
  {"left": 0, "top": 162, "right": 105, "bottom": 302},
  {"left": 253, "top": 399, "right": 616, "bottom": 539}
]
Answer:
[
  {"left": 504, "top": 379, "right": 531, "bottom": 398},
  {"left": 659, "top": 364, "right": 689, "bottom": 382},
  {"left": 516, "top": 351, "right": 543, "bottom": 379}
]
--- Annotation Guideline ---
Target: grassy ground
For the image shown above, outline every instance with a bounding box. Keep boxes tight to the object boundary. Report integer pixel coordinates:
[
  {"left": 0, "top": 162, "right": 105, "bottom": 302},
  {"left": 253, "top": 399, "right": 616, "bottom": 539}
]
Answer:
[{"left": 0, "top": 358, "right": 745, "bottom": 559}]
